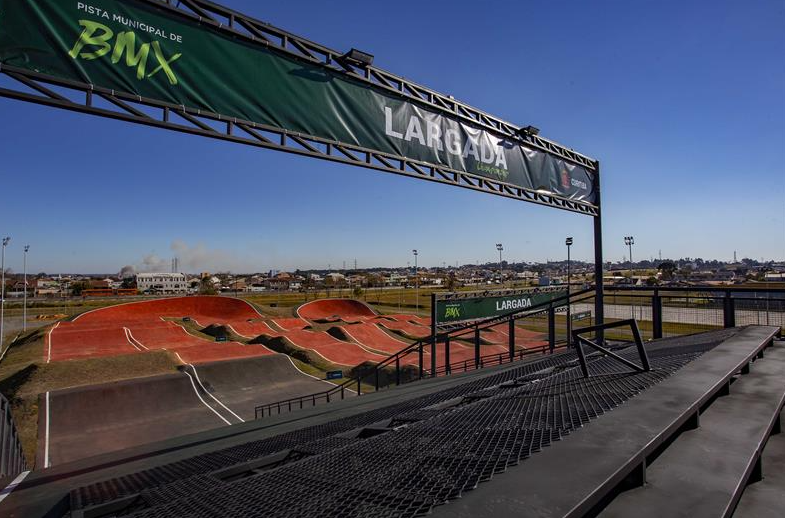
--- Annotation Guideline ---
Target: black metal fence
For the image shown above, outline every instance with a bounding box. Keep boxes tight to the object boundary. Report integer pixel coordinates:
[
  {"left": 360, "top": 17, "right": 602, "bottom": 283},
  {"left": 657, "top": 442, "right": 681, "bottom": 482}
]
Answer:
[
  {"left": 0, "top": 393, "right": 27, "bottom": 480},
  {"left": 254, "top": 285, "right": 785, "bottom": 419}
]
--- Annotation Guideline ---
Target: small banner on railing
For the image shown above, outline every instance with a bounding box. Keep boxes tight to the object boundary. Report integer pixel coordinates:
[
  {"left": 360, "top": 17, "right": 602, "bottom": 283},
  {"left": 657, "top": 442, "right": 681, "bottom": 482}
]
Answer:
[{"left": 434, "top": 287, "right": 566, "bottom": 327}]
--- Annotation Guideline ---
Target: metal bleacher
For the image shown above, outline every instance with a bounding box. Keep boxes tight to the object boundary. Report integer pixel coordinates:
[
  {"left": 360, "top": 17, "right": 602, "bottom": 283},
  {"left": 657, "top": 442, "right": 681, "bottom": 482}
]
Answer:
[{"left": 1, "top": 326, "right": 781, "bottom": 518}]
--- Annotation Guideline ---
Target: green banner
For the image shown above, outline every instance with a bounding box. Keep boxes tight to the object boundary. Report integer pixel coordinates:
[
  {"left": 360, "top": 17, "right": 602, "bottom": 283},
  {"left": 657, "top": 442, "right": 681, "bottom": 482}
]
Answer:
[
  {"left": 0, "top": 0, "right": 596, "bottom": 203},
  {"left": 436, "top": 289, "right": 567, "bottom": 325}
]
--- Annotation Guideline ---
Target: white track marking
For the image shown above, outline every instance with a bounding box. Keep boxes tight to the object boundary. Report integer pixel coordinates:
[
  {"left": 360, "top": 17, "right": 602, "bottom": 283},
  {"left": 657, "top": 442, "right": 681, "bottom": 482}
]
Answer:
[
  {"left": 174, "top": 352, "right": 243, "bottom": 423},
  {"left": 182, "top": 369, "right": 232, "bottom": 426},
  {"left": 0, "top": 470, "right": 30, "bottom": 504},
  {"left": 46, "top": 322, "right": 60, "bottom": 364},
  {"left": 225, "top": 323, "right": 250, "bottom": 339},
  {"left": 280, "top": 354, "right": 356, "bottom": 393},
  {"left": 282, "top": 335, "right": 354, "bottom": 367},
  {"left": 188, "top": 364, "right": 244, "bottom": 423},
  {"left": 44, "top": 391, "right": 51, "bottom": 468},
  {"left": 122, "top": 328, "right": 142, "bottom": 351},
  {"left": 124, "top": 327, "right": 149, "bottom": 350}
]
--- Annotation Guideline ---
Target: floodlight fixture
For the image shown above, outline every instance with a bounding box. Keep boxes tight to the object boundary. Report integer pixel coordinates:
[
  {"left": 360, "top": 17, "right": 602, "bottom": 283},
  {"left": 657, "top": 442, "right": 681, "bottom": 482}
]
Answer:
[
  {"left": 518, "top": 125, "right": 540, "bottom": 138},
  {"left": 342, "top": 48, "right": 374, "bottom": 67},
  {"left": 565, "top": 237, "right": 573, "bottom": 246}
]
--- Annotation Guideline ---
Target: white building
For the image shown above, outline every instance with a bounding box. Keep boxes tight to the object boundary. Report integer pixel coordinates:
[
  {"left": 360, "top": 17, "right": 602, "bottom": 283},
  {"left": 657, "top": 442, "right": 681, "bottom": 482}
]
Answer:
[{"left": 136, "top": 273, "right": 188, "bottom": 294}]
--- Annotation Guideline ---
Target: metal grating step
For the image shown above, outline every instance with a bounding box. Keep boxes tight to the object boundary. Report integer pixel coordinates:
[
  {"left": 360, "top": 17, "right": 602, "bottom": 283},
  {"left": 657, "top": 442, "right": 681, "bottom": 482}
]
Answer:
[
  {"left": 113, "top": 347, "right": 704, "bottom": 517},
  {"left": 66, "top": 329, "right": 742, "bottom": 518}
]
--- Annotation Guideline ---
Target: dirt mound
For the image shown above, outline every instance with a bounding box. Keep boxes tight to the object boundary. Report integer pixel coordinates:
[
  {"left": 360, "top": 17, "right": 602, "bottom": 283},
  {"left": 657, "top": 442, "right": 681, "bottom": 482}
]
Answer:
[
  {"left": 201, "top": 324, "right": 230, "bottom": 339},
  {"left": 50, "top": 297, "right": 272, "bottom": 364},
  {"left": 297, "top": 299, "right": 377, "bottom": 321},
  {"left": 73, "top": 296, "right": 261, "bottom": 324}
]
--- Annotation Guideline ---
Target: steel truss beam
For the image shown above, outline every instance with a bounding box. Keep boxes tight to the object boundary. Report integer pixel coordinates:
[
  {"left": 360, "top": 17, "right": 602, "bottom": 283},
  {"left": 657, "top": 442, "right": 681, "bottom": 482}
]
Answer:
[
  {"left": 435, "top": 286, "right": 566, "bottom": 302},
  {"left": 146, "top": 0, "right": 597, "bottom": 172},
  {"left": 0, "top": 66, "right": 598, "bottom": 215}
]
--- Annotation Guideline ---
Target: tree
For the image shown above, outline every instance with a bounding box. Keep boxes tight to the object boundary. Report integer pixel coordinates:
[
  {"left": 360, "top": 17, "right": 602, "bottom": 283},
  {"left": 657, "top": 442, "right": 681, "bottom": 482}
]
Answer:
[
  {"left": 658, "top": 261, "right": 676, "bottom": 280},
  {"left": 70, "top": 281, "right": 90, "bottom": 296},
  {"left": 446, "top": 272, "right": 457, "bottom": 292},
  {"left": 353, "top": 285, "right": 363, "bottom": 298},
  {"left": 199, "top": 277, "right": 216, "bottom": 295}
]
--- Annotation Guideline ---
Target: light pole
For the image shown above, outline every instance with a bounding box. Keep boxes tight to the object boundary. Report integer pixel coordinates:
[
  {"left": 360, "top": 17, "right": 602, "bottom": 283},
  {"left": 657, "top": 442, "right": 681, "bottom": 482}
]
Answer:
[
  {"left": 1, "top": 237, "right": 9, "bottom": 352},
  {"left": 624, "top": 236, "right": 635, "bottom": 276},
  {"left": 23, "top": 245, "right": 29, "bottom": 332},
  {"left": 412, "top": 249, "right": 419, "bottom": 312},
  {"left": 496, "top": 243, "right": 503, "bottom": 286},
  {"left": 624, "top": 235, "right": 635, "bottom": 318},
  {"left": 565, "top": 237, "right": 573, "bottom": 345}
]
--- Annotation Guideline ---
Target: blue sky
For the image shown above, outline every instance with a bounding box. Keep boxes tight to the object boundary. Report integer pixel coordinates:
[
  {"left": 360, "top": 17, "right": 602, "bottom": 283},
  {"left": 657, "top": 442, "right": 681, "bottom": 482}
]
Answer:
[{"left": 0, "top": 0, "right": 783, "bottom": 274}]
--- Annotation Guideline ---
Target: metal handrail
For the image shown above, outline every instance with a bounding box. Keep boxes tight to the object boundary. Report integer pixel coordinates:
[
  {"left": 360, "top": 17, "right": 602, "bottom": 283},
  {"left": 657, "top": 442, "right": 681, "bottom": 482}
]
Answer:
[{"left": 254, "top": 288, "right": 593, "bottom": 418}]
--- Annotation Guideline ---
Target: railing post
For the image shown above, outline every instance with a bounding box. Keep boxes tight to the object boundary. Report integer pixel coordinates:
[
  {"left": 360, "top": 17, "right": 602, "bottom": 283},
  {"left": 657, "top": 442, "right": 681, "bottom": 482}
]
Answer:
[
  {"left": 375, "top": 368, "right": 379, "bottom": 392},
  {"left": 395, "top": 356, "right": 401, "bottom": 386},
  {"left": 431, "top": 335, "right": 437, "bottom": 378},
  {"left": 445, "top": 335, "right": 451, "bottom": 374},
  {"left": 652, "top": 289, "right": 663, "bottom": 339},
  {"left": 508, "top": 317, "right": 515, "bottom": 361},
  {"left": 418, "top": 342, "right": 424, "bottom": 379},
  {"left": 431, "top": 293, "right": 437, "bottom": 378},
  {"left": 474, "top": 325, "right": 481, "bottom": 368},
  {"left": 724, "top": 291, "right": 736, "bottom": 328},
  {"left": 357, "top": 376, "right": 361, "bottom": 396},
  {"left": 548, "top": 304, "right": 556, "bottom": 353}
]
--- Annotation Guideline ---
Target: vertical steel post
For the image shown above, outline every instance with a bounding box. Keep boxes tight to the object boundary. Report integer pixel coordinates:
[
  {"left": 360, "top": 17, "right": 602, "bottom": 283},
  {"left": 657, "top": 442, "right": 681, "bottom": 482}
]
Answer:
[
  {"left": 508, "top": 317, "right": 515, "bottom": 361},
  {"left": 445, "top": 335, "right": 451, "bottom": 374},
  {"left": 723, "top": 291, "right": 736, "bottom": 328},
  {"left": 418, "top": 342, "right": 424, "bottom": 379},
  {"left": 566, "top": 242, "right": 571, "bottom": 345},
  {"left": 652, "top": 289, "right": 663, "bottom": 339},
  {"left": 548, "top": 304, "right": 556, "bottom": 353},
  {"left": 430, "top": 293, "right": 437, "bottom": 377},
  {"left": 23, "top": 246, "right": 29, "bottom": 332},
  {"left": 592, "top": 161, "right": 604, "bottom": 344},
  {"left": 474, "top": 326, "right": 481, "bottom": 368}
]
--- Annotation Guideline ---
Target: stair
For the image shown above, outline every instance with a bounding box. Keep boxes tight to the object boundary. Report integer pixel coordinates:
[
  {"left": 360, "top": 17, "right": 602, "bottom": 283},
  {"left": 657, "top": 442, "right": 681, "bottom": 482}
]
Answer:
[
  {"left": 600, "top": 341, "right": 785, "bottom": 518},
  {"left": 437, "top": 325, "right": 781, "bottom": 518},
  {"left": 732, "top": 345, "right": 785, "bottom": 518}
]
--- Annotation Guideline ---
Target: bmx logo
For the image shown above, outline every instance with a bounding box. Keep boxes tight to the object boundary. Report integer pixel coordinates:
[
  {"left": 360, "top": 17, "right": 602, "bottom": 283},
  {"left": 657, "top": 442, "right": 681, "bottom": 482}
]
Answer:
[
  {"left": 444, "top": 306, "right": 461, "bottom": 319},
  {"left": 68, "top": 20, "right": 182, "bottom": 85}
]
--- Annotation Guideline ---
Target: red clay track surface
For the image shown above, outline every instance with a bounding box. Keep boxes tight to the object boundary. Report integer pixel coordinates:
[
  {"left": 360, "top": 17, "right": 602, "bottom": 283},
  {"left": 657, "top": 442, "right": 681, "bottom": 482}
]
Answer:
[
  {"left": 271, "top": 318, "right": 310, "bottom": 331},
  {"left": 377, "top": 320, "right": 431, "bottom": 339},
  {"left": 49, "top": 297, "right": 274, "bottom": 364},
  {"left": 339, "top": 323, "right": 412, "bottom": 354},
  {"left": 283, "top": 329, "right": 388, "bottom": 366},
  {"left": 297, "top": 299, "right": 377, "bottom": 320}
]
